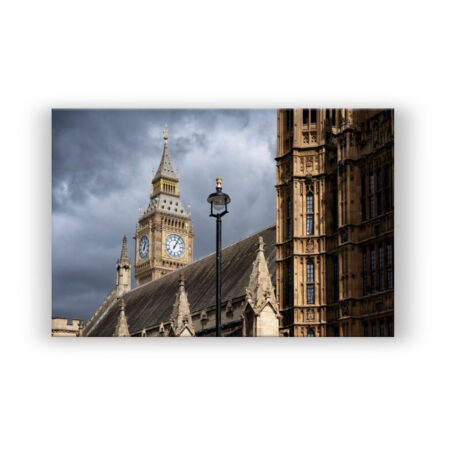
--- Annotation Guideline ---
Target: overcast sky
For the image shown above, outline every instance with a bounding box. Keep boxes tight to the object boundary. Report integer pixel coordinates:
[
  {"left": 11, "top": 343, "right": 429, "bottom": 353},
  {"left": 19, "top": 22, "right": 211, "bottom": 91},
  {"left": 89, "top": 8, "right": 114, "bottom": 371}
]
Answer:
[{"left": 52, "top": 109, "right": 277, "bottom": 321}]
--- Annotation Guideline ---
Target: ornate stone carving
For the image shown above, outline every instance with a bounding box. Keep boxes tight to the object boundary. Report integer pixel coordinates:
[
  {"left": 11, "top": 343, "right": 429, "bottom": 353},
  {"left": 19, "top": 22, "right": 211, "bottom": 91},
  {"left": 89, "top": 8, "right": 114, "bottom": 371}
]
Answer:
[
  {"left": 305, "top": 239, "right": 314, "bottom": 253},
  {"left": 226, "top": 300, "right": 233, "bottom": 317},
  {"left": 169, "top": 275, "right": 195, "bottom": 337},
  {"left": 306, "top": 156, "right": 313, "bottom": 174},
  {"left": 113, "top": 298, "right": 130, "bottom": 337},
  {"left": 243, "top": 236, "right": 280, "bottom": 336}
]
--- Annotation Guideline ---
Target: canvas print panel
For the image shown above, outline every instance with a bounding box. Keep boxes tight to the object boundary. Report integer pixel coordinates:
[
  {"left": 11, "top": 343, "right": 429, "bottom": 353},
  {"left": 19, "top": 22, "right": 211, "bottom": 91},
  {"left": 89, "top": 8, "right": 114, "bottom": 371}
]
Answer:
[{"left": 52, "top": 109, "right": 394, "bottom": 337}]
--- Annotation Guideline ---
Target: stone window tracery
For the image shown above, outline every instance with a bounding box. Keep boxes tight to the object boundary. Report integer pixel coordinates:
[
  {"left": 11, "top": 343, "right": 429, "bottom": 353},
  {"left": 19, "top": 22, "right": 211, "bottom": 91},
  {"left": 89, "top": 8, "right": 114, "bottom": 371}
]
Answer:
[
  {"left": 306, "top": 259, "right": 315, "bottom": 304},
  {"left": 369, "top": 172, "right": 375, "bottom": 218},
  {"left": 378, "top": 246, "right": 385, "bottom": 291},
  {"left": 306, "top": 191, "right": 314, "bottom": 235},
  {"left": 370, "top": 247, "right": 376, "bottom": 293}
]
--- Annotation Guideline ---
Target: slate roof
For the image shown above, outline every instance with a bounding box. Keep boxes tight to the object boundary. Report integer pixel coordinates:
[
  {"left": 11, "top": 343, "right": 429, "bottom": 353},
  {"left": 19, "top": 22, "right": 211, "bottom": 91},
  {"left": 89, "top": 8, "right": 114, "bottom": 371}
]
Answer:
[
  {"left": 84, "top": 225, "right": 276, "bottom": 337},
  {"left": 144, "top": 192, "right": 190, "bottom": 219},
  {"left": 152, "top": 131, "right": 178, "bottom": 182}
]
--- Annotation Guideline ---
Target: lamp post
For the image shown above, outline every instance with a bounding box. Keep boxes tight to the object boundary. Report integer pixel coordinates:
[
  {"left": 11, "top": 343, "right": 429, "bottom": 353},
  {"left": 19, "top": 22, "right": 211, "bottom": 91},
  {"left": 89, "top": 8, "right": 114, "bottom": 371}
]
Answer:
[{"left": 207, "top": 178, "right": 231, "bottom": 337}]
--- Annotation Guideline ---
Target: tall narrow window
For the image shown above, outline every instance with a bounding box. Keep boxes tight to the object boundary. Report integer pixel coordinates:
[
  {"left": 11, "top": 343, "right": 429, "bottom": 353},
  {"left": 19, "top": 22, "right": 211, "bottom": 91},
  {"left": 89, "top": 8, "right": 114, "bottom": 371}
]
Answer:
[
  {"left": 286, "top": 197, "right": 292, "bottom": 240},
  {"left": 285, "top": 109, "right": 293, "bottom": 132},
  {"left": 306, "top": 192, "right": 314, "bottom": 235},
  {"left": 384, "top": 164, "right": 392, "bottom": 212},
  {"left": 307, "top": 328, "right": 315, "bottom": 337},
  {"left": 363, "top": 321, "right": 369, "bottom": 337},
  {"left": 380, "top": 320, "right": 385, "bottom": 337},
  {"left": 311, "top": 109, "right": 317, "bottom": 123},
  {"left": 306, "top": 215, "right": 313, "bottom": 235},
  {"left": 386, "top": 241, "right": 393, "bottom": 289},
  {"left": 372, "top": 321, "right": 377, "bottom": 337},
  {"left": 388, "top": 317, "right": 394, "bottom": 337},
  {"left": 369, "top": 172, "right": 375, "bottom": 218},
  {"left": 306, "top": 192, "right": 314, "bottom": 212},
  {"left": 306, "top": 259, "right": 315, "bottom": 304},
  {"left": 303, "top": 109, "right": 308, "bottom": 125},
  {"left": 332, "top": 176, "right": 338, "bottom": 231},
  {"left": 370, "top": 247, "right": 376, "bottom": 293},
  {"left": 361, "top": 172, "right": 366, "bottom": 221},
  {"left": 332, "top": 109, "right": 336, "bottom": 126},
  {"left": 362, "top": 249, "right": 368, "bottom": 296},
  {"left": 285, "top": 260, "right": 293, "bottom": 308},
  {"left": 378, "top": 245, "right": 385, "bottom": 291},
  {"left": 333, "top": 256, "right": 339, "bottom": 302},
  {"left": 377, "top": 167, "right": 383, "bottom": 216}
]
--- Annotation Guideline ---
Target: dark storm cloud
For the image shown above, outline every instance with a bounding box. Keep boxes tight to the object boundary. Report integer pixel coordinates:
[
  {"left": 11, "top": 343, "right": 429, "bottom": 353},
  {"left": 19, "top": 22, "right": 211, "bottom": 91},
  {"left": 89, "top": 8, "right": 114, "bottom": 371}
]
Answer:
[{"left": 52, "top": 109, "right": 276, "bottom": 321}]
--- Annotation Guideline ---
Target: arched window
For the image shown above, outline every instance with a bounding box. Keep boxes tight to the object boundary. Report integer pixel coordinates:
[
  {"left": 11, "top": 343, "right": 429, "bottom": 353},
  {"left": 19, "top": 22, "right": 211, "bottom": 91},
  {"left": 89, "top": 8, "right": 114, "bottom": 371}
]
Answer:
[
  {"left": 306, "top": 259, "right": 315, "bottom": 304},
  {"left": 307, "top": 328, "right": 315, "bottom": 337}
]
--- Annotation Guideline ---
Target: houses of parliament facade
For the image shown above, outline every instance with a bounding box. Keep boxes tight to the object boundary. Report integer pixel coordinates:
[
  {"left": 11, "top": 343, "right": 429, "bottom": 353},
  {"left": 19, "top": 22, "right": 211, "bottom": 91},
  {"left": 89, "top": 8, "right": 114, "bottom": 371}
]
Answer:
[
  {"left": 54, "top": 109, "right": 394, "bottom": 337},
  {"left": 276, "top": 109, "right": 394, "bottom": 336}
]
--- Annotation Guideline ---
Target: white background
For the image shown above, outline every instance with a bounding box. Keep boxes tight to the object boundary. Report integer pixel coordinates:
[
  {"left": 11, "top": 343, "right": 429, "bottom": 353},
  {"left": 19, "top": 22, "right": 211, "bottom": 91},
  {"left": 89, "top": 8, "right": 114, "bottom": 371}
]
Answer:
[{"left": 1, "top": 1, "right": 449, "bottom": 449}]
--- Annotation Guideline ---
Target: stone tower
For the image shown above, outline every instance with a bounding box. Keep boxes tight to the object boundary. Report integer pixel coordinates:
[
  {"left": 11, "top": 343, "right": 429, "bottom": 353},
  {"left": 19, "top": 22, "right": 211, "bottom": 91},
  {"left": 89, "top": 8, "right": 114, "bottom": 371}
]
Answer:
[
  {"left": 276, "top": 109, "right": 394, "bottom": 336},
  {"left": 116, "top": 235, "right": 132, "bottom": 297},
  {"left": 134, "top": 125, "right": 194, "bottom": 286}
]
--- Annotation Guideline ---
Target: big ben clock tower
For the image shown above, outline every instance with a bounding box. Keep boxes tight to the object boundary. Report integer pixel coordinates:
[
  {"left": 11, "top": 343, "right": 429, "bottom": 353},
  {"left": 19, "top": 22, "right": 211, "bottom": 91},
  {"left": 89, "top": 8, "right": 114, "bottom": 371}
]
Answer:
[{"left": 134, "top": 125, "right": 194, "bottom": 286}]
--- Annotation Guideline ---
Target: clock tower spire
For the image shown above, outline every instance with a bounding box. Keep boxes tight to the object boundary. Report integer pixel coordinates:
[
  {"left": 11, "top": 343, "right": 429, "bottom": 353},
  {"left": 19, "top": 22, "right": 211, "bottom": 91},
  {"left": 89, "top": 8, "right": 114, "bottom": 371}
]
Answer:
[{"left": 134, "top": 125, "right": 194, "bottom": 286}]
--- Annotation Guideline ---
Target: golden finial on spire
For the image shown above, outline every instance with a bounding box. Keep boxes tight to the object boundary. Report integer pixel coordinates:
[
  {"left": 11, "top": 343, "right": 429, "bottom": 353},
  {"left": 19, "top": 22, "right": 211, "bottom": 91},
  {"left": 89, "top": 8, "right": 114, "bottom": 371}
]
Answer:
[{"left": 164, "top": 124, "right": 169, "bottom": 141}]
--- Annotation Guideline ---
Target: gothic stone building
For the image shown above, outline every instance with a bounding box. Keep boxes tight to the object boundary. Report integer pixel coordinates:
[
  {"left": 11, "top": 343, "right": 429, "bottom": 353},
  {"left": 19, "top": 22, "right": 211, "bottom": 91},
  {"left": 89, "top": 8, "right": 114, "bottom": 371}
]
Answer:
[
  {"left": 81, "top": 109, "right": 394, "bottom": 337},
  {"left": 276, "top": 109, "right": 394, "bottom": 337},
  {"left": 82, "top": 227, "right": 278, "bottom": 337},
  {"left": 82, "top": 126, "right": 280, "bottom": 337}
]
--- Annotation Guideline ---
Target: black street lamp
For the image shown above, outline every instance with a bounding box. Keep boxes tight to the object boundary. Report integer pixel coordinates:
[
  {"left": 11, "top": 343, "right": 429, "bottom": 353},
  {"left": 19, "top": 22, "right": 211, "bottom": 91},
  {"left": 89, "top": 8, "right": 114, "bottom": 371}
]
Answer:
[{"left": 207, "top": 178, "right": 231, "bottom": 337}]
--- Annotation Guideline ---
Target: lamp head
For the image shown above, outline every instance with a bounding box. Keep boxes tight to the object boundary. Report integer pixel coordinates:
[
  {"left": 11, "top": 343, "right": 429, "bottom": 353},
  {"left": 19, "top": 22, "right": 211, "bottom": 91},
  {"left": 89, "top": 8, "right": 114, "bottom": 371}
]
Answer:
[{"left": 207, "top": 178, "right": 231, "bottom": 216}]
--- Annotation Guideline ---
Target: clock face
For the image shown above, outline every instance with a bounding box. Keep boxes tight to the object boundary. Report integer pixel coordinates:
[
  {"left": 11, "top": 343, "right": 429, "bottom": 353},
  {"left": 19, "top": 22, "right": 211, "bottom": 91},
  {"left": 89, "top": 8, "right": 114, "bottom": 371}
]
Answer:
[
  {"left": 165, "top": 234, "right": 185, "bottom": 259},
  {"left": 139, "top": 236, "right": 149, "bottom": 259}
]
